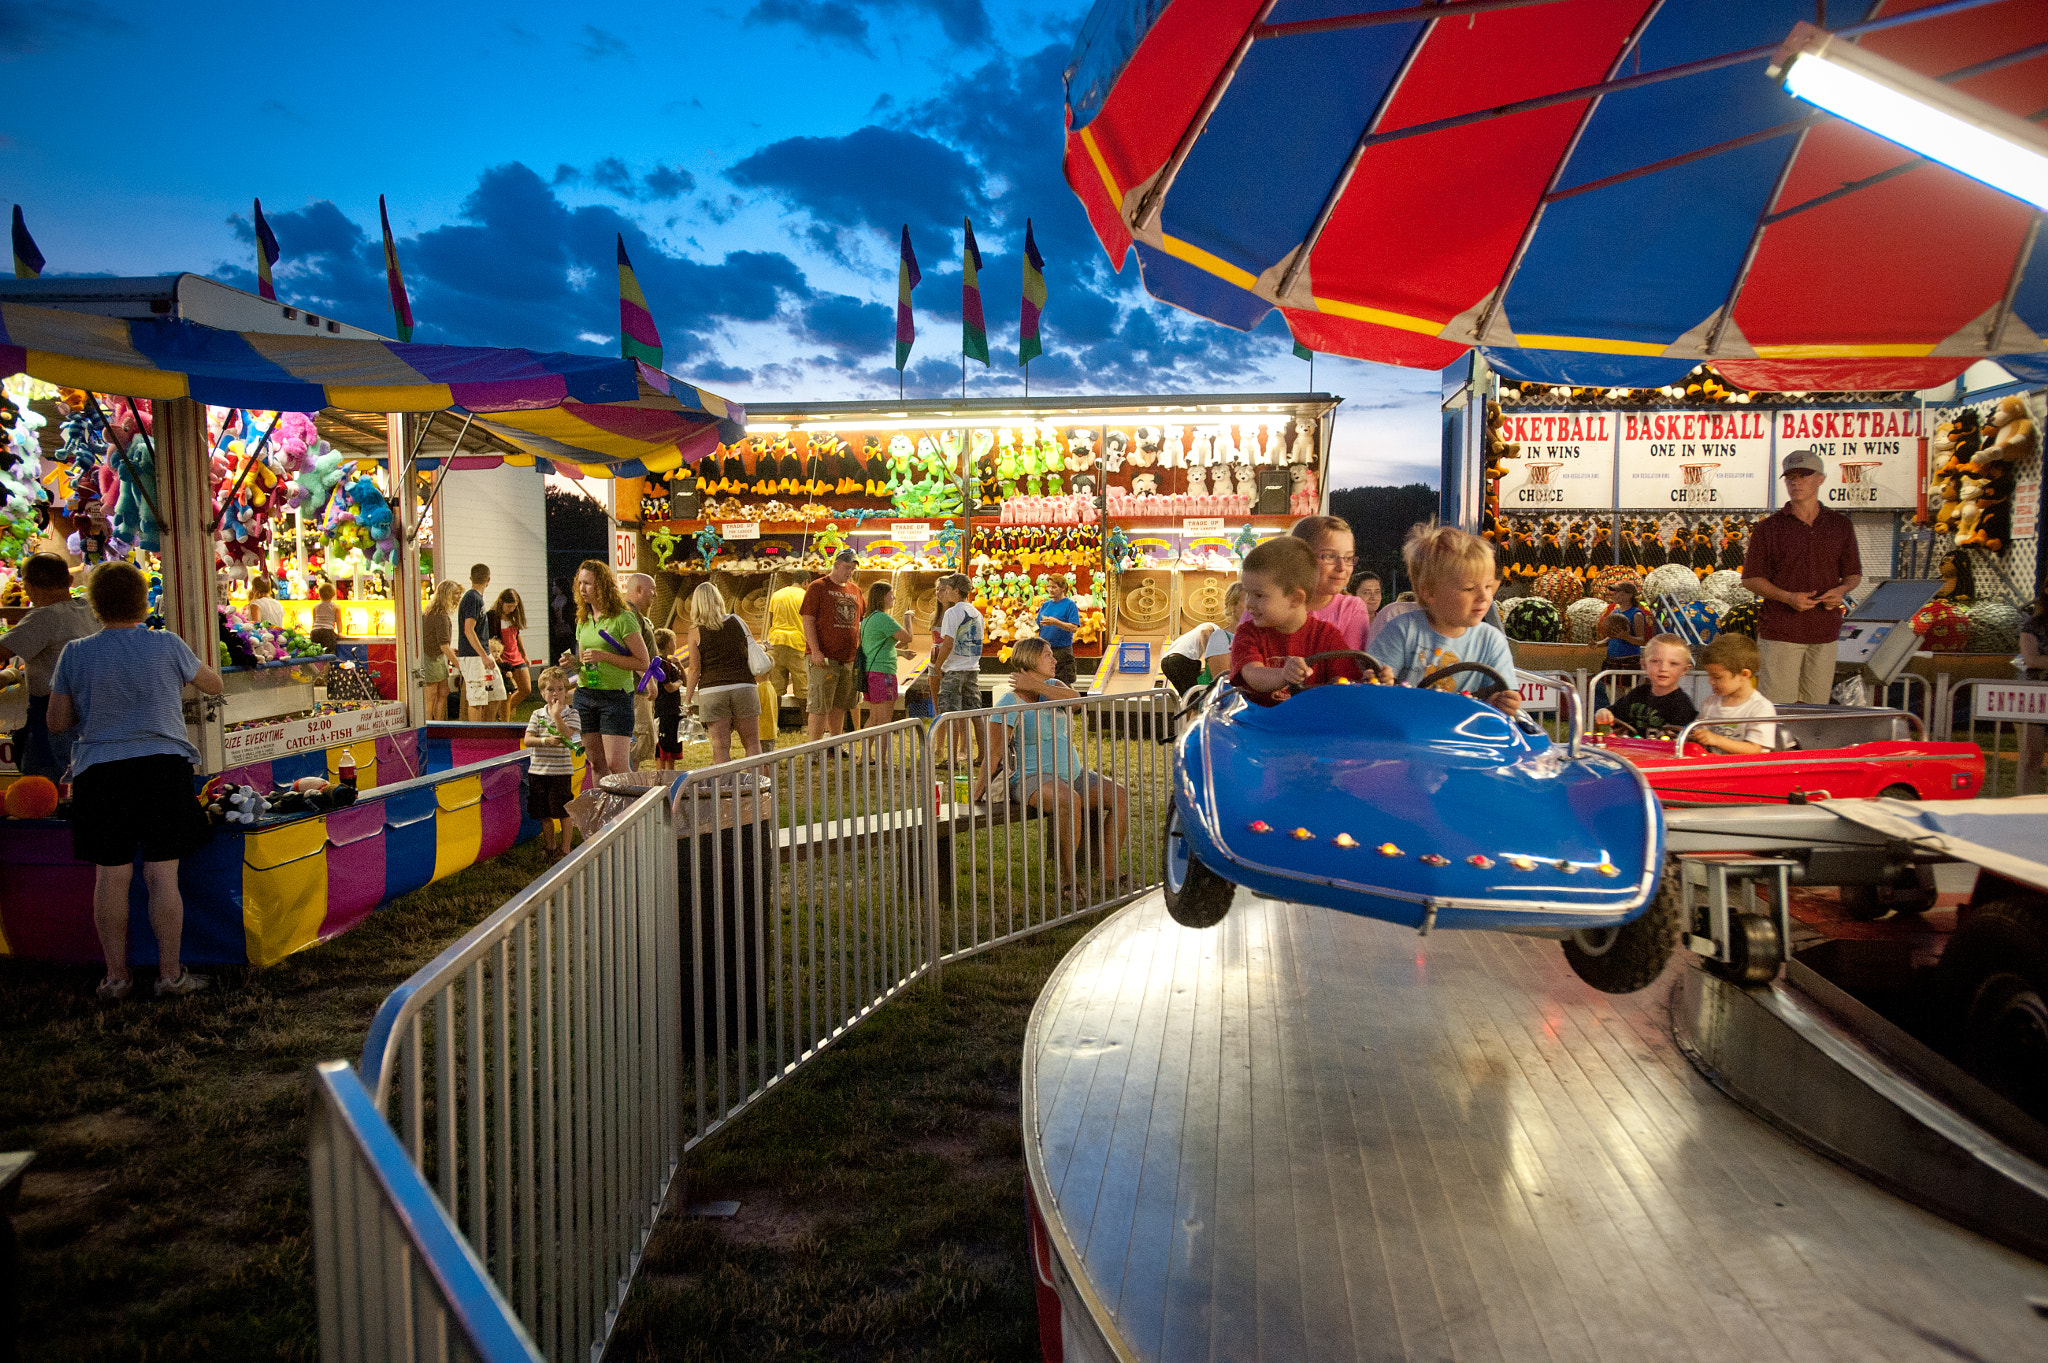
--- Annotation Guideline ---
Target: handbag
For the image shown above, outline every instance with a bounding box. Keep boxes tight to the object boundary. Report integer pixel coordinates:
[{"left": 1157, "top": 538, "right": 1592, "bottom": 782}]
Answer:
[{"left": 731, "top": 615, "right": 773, "bottom": 677}]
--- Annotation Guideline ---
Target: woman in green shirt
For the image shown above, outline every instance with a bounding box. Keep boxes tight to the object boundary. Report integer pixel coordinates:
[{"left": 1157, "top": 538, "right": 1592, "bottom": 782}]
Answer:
[
  {"left": 856, "top": 580, "right": 909, "bottom": 733},
  {"left": 554, "top": 559, "right": 648, "bottom": 783}
]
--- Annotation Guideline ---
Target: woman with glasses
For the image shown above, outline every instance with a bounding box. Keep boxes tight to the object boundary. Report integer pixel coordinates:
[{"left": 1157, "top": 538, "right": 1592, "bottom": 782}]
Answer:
[{"left": 1289, "top": 514, "right": 1371, "bottom": 649}]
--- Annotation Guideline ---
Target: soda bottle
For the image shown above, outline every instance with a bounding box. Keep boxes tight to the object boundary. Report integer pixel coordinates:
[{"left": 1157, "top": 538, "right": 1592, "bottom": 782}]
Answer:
[{"left": 338, "top": 747, "right": 357, "bottom": 789}]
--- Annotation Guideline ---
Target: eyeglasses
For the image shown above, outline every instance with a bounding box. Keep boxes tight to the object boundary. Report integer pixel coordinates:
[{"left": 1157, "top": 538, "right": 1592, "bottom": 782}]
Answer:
[{"left": 1316, "top": 552, "right": 1358, "bottom": 567}]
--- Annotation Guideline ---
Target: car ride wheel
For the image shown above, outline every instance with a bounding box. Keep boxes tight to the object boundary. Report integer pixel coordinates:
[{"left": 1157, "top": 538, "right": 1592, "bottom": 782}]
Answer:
[
  {"left": 1707, "top": 912, "right": 1781, "bottom": 987},
  {"left": 1162, "top": 802, "right": 1235, "bottom": 929},
  {"left": 1937, "top": 900, "right": 2048, "bottom": 1120},
  {"left": 1878, "top": 783, "right": 1918, "bottom": 801},
  {"left": 1562, "top": 874, "right": 1680, "bottom": 995}
]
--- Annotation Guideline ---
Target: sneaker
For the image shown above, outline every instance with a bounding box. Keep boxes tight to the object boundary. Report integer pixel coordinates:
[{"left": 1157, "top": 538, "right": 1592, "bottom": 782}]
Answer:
[
  {"left": 95, "top": 976, "right": 131, "bottom": 1001},
  {"left": 154, "top": 970, "right": 211, "bottom": 999}
]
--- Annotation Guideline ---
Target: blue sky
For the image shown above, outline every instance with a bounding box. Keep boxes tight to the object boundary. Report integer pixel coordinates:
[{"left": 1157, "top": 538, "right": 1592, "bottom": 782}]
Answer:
[{"left": 1, "top": 0, "right": 1439, "bottom": 487}]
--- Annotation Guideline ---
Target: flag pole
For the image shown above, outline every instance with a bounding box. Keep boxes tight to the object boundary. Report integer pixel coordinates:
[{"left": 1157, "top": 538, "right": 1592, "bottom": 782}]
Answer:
[{"left": 1025, "top": 360, "right": 1030, "bottom": 399}]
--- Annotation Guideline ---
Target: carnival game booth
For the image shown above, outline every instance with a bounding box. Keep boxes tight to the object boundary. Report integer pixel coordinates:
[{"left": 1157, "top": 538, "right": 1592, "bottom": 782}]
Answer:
[
  {"left": 0, "top": 290, "right": 741, "bottom": 966},
  {"left": 617, "top": 394, "right": 1336, "bottom": 707}
]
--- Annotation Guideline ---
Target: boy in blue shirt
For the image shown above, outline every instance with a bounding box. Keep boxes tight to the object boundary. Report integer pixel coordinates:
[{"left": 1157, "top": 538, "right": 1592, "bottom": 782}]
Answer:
[{"left": 1366, "top": 523, "right": 1521, "bottom": 715}]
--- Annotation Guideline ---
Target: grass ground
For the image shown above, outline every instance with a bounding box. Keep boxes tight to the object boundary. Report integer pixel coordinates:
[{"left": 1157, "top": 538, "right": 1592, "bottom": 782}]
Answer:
[
  {"left": 2, "top": 716, "right": 1132, "bottom": 1362},
  {"left": 610, "top": 913, "right": 1104, "bottom": 1363},
  {"left": 0, "top": 840, "right": 557, "bottom": 1362}
]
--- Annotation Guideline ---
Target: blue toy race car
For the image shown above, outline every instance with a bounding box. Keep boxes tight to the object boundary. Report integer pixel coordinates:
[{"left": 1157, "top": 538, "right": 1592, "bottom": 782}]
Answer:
[{"left": 1164, "top": 658, "right": 1674, "bottom": 994}]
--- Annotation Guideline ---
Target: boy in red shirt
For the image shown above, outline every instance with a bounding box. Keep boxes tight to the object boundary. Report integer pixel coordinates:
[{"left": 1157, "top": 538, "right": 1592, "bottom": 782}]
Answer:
[{"left": 1231, "top": 537, "right": 1362, "bottom": 705}]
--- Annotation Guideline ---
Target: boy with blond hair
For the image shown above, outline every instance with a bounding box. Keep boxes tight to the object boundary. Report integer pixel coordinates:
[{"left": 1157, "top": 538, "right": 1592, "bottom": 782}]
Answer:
[
  {"left": 1365, "top": 523, "right": 1519, "bottom": 713},
  {"left": 1595, "top": 633, "right": 1697, "bottom": 735},
  {"left": 522, "top": 666, "right": 582, "bottom": 858},
  {"left": 1230, "top": 537, "right": 1362, "bottom": 705},
  {"left": 1694, "top": 633, "right": 1777, "bottom": 754}
]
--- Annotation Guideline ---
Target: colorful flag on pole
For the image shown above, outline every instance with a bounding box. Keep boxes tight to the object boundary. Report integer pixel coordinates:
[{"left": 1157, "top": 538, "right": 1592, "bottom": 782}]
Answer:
[
  {"left": 961, "top": 217, "right": 988, "bottom": 366},
  {"left": 253, "top": 198, "right": 281, "bottom": 301},
  {"left": 1293, "top": 339, "right": 1314, "bottom": 360},
  {"left": 11, "top": 206, "right": 44, "bottom": 280},
  {"left": 1019, "top": 219, "right": 1045, "bottom": 367},
  {"left": 378, "top": 194, "right": 415, "bottom": 343},
  {"left": 616, "top": 235, "right": 663, "bottom": 369},
  {"left": 895, "top": 224, "right": 920, "bottom": 372}
]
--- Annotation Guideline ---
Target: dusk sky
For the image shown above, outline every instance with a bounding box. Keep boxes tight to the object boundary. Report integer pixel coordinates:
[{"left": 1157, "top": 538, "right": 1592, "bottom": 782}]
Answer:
[{"left": 2, "top": 0, "right": 1439, "bottom": 487}]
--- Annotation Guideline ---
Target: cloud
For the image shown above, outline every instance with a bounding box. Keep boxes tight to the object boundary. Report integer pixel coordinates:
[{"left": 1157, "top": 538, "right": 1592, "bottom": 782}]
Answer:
[
  {"left": 744, "top": 0, "right": 870, "bottom": 52},
  {"left": 740, "top": 0, "right": 988, "bottom": 52},
  {"left": 709, "top": 39, "right": 1294, "bottom": 396},
  {"left": 641, "top": 164, "right": 695, "bottom": 200},
  {"left": 499, "top": 20, "right": 539, "bottom": 46},
  {"left": 553, "top": 158, "right": 698, "bottom": 203},
  {"left": 257, "top": 99, "right": 310, "bottom": 125},
  {"left": 727, "top": 126, "right": 980, "bottom": 248},
  {"left": 0, "top": 0, "right": 126, "bottom": 57},
  {"left": 576, "top": 24, "right": 629, "bottom": 60},
  {"left": 214, "top": 164, "right": 812, "bottom": 368},
  {"left": 797, "top": 293, "right": 892, "bottom": 359}
]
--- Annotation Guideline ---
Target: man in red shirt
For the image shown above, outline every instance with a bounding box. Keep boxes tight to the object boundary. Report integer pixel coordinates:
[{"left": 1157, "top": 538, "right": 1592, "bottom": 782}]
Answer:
[
  {"left": 800, "top": 550, "right": 865, "bottom": 740},
  {"left": 1741, "top": 448, "right": 1862, "bottom": 705}
]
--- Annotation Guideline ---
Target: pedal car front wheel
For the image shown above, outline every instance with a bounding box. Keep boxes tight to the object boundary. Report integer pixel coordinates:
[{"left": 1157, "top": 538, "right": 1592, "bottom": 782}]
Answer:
[
  {"left": 1163, "top": 802, "right": 1235, "bottom": 929},
  {"left": 1562, "top": 877, "right": 1681, "bottom": 994}
]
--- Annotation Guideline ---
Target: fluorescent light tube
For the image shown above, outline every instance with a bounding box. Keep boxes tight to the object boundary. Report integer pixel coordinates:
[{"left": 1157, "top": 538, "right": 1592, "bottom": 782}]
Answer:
[{"left": 1771, "top": 21, "right": 2048, "bottom": 210}]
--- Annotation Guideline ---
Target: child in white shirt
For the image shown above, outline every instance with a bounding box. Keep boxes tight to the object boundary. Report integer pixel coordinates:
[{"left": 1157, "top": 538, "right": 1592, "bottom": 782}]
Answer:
[{"left": 1693, "top": 633, "right": 1777, "bottom": 754}]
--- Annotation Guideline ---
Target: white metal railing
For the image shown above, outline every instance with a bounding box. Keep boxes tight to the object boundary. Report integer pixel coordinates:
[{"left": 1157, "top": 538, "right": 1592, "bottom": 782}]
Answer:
[
  {"left": 309, "top": 1060, "right": 543, "bottom": 1363},
  {"left": 313, "top": 692, "right": 1176, "bottom": 1361},
  {"left": 351, "top": 784, "right": 680, "bottom": 1362},
  {"left": 1947, "top": 677, "right": 2048, "bottom": 798},
  {"left": 932, "top": 688, "right": 1173, "bottom": 961},
  {"left": 663, "top": 719, "right": 940, "bottom": 1151},
  {"left": 1584, "top": 666, "right": 1929, "bottom": 729}
]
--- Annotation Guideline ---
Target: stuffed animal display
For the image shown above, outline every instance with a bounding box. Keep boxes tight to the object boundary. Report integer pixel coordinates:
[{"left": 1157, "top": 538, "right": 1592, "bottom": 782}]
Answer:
[{"left": 1930, "top": 397, "right": 2029, "bottom": 554}]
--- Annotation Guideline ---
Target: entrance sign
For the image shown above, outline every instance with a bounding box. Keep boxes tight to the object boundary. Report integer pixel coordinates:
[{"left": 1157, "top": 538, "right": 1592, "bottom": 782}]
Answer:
[
  {"left": 1776, "top": 409, "right": 1924, "bottom": 510},
  {"left": 1495, "top": 412, "right": 1612, "bottom": 509},
  {"left": 1973, "top": 682, "right": 2048, "bottom": 722},
  {"left": 1617, "top": 411, "right": 1771, "bottom": 508}
]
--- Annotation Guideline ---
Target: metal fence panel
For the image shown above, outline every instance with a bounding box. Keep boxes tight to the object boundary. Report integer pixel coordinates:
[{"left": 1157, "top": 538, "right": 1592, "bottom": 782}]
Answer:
[
  {"left": 669, "top": 720, "right": 940, "bottom": 1152},
  {"left": 310, "top": 1060, "right": 542, "bottom": 1363},
  {"left": 354, "top": 785, "right": 679, "bottom": 1363},
  {"left": 933, "top": 688, "right": 1172, "bottom": 962},
  {"left": 1952, "top": 677, "right": 2048, "bottom": 798}
]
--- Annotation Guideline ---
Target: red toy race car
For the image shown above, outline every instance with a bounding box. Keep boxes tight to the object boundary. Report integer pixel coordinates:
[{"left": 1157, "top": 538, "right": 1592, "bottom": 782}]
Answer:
[{"left": 1591, "top": 704, "right": 1984, "bottom": 806}]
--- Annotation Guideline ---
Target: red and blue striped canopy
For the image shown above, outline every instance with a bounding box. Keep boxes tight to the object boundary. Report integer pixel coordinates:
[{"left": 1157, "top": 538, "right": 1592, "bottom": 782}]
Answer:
[
  {"left": 0, "top": 300, "right": 744, "bottom": 476},
  {"left": 1063, "top": 0, "right": 2048, "bottom": 390}
]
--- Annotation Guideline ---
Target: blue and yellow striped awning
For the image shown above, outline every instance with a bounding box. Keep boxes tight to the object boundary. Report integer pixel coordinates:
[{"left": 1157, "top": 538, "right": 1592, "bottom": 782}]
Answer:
[{"left": 0, "top": 301, "right": 744, "bottom": 471}]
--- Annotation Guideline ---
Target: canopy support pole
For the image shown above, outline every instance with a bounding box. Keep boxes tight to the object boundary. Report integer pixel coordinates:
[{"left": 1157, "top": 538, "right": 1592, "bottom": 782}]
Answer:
[
  {"left": 1987, "top": 214, "right": 2041, "bottom": 352},
  {"left": 1132, "top": 0, "right": 1281, "bottom": 234},
  {"left": 1462, "top": 1, "right": 1665, "bottom": 344},
  {"left": 1705, "top": 128, "right": 1810, "bottom": 356},
  {"left": 387, "top": 413, "right": 426, "bottom": 729},
  {"left": 154, "top": 397, "right": 226, "bottom": 771}
]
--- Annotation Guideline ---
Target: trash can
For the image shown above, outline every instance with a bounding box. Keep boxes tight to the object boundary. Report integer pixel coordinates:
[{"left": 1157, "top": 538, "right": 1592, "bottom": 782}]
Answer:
[{"left": 604, "top": 771, "right": 774, "bottom": 1052}]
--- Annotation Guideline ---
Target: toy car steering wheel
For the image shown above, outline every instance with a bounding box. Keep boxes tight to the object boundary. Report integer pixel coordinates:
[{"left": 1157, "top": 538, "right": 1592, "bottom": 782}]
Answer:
[
  {"left": 1303, "top": 650, "right": 1381, "bottom": 678},
  {"left": 1415, "top": 661, "right": 1510, "bottom": 696}
]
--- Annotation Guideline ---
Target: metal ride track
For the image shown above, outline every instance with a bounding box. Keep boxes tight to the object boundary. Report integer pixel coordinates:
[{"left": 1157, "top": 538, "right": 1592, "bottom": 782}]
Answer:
[{"left": 1024, "top": 892, "right": 2048, "bottom": 1363}]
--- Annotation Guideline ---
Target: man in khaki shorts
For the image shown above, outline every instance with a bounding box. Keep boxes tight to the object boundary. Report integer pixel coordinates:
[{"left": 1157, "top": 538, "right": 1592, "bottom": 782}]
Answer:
[
  {"left": 764, "top": 573, "right": 809, "bottom": 739},
  {"left": 800, "top": 551, "right": 864, "bottom": 741}
]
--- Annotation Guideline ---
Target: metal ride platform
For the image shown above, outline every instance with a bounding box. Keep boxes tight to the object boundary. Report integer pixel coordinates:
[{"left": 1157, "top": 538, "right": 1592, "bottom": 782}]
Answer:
[{"left": 1024, "top": 891, "right": 2048, "bottom": 1363}]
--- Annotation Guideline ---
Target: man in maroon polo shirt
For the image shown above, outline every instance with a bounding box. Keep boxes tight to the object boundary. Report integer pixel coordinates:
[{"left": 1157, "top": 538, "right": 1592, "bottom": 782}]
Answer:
[{"left": 1741, "top": 448, "right": 1862, "bottom": 705}]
